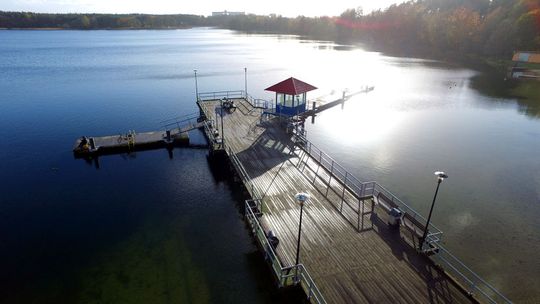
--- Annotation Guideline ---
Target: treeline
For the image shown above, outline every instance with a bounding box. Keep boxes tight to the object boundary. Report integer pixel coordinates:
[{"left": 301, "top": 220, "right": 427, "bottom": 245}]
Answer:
[
  {"left": 0, "top": 11, "right": 206, "bottom": 29},
  {"left": 1, "top": 0, "right": 539, "bottom": 59},
  {"left": 218, "top": 0, "right": 540, "bottom": 59}
]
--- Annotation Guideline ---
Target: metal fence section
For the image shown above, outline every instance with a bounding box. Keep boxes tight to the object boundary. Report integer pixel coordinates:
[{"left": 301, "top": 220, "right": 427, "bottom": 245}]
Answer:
[
  {"left": 223, "top": 131, "right": 325, "bottom": 303},
  {"left": 291, "top": 132, "right": 443, "bottom": 244},
  {"left": 245, "top": 200, "right": 326, "bottom": 304},
  {"left": 198, "top": 90, "right": 244, "bottom": 101},
  {"left": 433, "top": 247, "right": 512, "bottom": 304},
  {"left": 364, "top": 181, "right": 444, "bottom": 246},
  {"left": 290, "top": 132, "right": 511, "bottom": 304},
  {"left": 160, "top": 112, "right": 201, "bottom": 131},
  {"left": 201, "top": 119, "right": 222, "bottom": 149},
  {"left": 197, "top": 90, "right": 273, "bottom": 110},
  {"left": 227, "top": 147, "right": 264, "bottom": 200}
]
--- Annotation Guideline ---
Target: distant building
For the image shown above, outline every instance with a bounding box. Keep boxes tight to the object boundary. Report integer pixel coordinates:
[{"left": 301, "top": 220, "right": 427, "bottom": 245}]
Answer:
[
  {"left": 512, "top": 51, "right": 540, "bottom": 63},
  {"left": 510, "top": 51, "right": 540, "bottom": 80},
  {"left": 212, "top": 11, "right": 245, "bottom": 17}
]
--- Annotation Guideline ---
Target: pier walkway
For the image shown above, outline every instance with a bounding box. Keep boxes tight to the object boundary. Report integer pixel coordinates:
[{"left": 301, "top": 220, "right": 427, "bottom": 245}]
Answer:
[
  {"left": 72, "top": 113, "right": 203, "bottom": 156},
  {"left": 198, "top": 97, "right": 477, "bottom": 303}
]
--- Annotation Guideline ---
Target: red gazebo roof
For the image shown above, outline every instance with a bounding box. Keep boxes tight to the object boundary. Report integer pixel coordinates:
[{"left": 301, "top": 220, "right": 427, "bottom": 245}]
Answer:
[{"left": 265, "top": 77, "right": 317, "bottom": 95}]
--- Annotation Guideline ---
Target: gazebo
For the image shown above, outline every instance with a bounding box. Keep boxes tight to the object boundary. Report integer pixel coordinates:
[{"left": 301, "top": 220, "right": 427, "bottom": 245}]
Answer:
[{"left": 265, "top": 77, "right": 317, "bottom": 116}]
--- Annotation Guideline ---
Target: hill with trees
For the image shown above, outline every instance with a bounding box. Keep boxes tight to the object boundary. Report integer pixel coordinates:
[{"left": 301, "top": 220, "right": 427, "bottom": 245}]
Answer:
[
  {"left": 1, "top": 0, "right": 538, "bottom": 59},
  {"left": 0, "top": 11, "right": 205, "bottom": 29},
  {"left": 216, "top": 0, "right": 540, "bottom": 59}
]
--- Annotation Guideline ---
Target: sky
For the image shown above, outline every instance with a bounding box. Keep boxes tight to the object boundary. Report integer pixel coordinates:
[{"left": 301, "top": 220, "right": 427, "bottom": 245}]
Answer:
[{"left": 0, "top": 0, "right": 405, "bottom": 17}]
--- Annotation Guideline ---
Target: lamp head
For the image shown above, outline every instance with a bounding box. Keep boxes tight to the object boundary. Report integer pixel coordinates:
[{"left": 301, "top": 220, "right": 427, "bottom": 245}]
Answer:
[
  {"left": 434, "top": 171, "right": 448, "bottom": 182},
  {"left": 295, "top": 192, "right": 310, "bottom": 206}
]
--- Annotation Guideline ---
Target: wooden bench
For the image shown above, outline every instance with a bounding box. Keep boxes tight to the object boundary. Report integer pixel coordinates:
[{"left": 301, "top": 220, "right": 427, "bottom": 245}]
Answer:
[
  {"left": 377, "top": 192, "right": 426, "bottom": 241},
  {"left": 402, "top": 213, "right": 426, "bottom": 239},
  {"left": 376, "top": 192, "right": 398, "bottom": 212}
]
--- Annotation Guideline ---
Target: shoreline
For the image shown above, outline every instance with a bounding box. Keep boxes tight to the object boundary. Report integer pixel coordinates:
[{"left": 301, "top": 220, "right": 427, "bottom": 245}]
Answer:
[
  {"left": 231, "top": 28, "right": 540, "bottom": 103},
  {"left": 0, "top": 26, "right": 192, "bottom": 30}
]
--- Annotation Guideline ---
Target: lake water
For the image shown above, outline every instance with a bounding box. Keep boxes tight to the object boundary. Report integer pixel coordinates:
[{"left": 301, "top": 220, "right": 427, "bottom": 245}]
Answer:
[{"left": 0, "top": 28, "right": 538, "bottom": 303}]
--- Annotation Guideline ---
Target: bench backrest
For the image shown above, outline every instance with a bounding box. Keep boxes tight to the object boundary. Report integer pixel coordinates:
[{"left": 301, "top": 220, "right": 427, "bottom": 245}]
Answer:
[{"left": 377, "top": 192, "right": 399, "bottom": 211}]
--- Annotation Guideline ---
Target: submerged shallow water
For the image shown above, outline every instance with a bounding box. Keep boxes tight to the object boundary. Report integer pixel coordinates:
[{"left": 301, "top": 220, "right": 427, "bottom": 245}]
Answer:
[{"left": 0, "top": 28, "right": 539, "bottom": 302}]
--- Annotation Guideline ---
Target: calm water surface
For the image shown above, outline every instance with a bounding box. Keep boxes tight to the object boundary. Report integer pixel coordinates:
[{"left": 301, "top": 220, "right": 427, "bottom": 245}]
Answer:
[{"left": 1, "top": 28, "right": 539, "bottom": 303}]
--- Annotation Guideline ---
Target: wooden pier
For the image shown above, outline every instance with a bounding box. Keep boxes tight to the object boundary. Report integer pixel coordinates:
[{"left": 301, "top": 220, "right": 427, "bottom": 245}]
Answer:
[
  {"left": 70, "top": 85, "right": 508, "bottom": 302},
  {"left": 197, "top": 94, "right": 508, "bottom": 304},
  {"left": 299, "top": 86, "right": 375, "bottom": 119}
]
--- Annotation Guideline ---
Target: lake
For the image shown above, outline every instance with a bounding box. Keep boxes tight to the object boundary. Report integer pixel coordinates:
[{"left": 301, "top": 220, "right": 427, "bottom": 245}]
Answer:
[{"left": 0, "top": 28, "right": 538, "bottom": 303}]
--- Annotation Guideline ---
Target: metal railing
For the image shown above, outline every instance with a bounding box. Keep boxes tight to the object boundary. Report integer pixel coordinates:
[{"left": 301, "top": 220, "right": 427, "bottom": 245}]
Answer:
[
  {"left": 197, "top": 90, "right": 273, "bottom": 110},
  {"left": 224, "top": 139, "right": 325, "bottom": 303},
  {"left": 433, "top": 247, "right": 512, "bottom": 304},
  {"left": 364, "top": 181, "right": 443, "bottom": 246},
  {"left": 196, "top": 95, "right": 509, "bottom": 303},
  {"left": 227, "top": 146, "right": 264, "bottom": 199},
  {"left": 201, "top": 119, "right": 222, "bottom": 149},
  {"left": 160, "top": 112, "right": 201, "bottom": 131},
  {"left": 291, "top": 132, "right": 443, "bottom": 245},
  {"left": 198, "top": 90, "right": 245, "bottom": 101},
  {"left": 290, "top": 131, "right": 511, "bottom": 304},
  {"left": 245, "top": 93, "right": 274, "bottom": 110},
  {"left": 245, "top": 200, "right": 326, "bottom": 304}
]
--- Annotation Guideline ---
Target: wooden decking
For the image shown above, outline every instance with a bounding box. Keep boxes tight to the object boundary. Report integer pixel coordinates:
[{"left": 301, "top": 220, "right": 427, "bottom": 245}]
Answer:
[
  {"left": 199, "top": 99, "right": 473, "bottom": 303},
  {"left": 72, "top": 124, "right": 200, "bottom": 157}
]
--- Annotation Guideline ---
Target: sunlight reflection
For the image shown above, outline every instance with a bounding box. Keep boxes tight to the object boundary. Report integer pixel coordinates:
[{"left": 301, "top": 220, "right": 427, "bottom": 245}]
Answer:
[
  {"left": 314, "top": 95, "right": 408, "bottom": 145},
  {"left": 449, "top": 212, "right": 480, "bottom": 233}
]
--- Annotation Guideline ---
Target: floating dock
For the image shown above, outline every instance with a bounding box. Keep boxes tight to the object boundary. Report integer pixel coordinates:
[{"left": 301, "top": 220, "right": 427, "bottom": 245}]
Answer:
[
  {"left": 73, "top": 118, "right": 204, "bottom": 157},
  {"left": 196, "top": 91, "right": 510, "bottom": 304}
]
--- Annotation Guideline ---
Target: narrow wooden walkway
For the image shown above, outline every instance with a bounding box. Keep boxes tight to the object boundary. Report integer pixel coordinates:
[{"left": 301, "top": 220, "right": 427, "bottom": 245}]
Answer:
[
  {"left": 199, "top": 99, "right": 473, "bottom": 303},
  {"left": 72, "top": 122, "right": 202, "bottom": 156}
]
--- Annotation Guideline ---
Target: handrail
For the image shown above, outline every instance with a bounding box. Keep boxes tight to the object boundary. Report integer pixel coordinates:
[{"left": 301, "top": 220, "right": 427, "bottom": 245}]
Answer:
[
  {"left": 160, "top": 111, "right": 200, "bottom": 125},
  {"left": 368, "top": 181, "right": 443, "bottom": 243},
  {"left": 434, "top": 247, "right": 512, "bottom": 304},
  {"left": 197, "top": 90, "right": 273, "bottom": 110},
  {"left": 202, "top": 119, "right": 222, "bottom": 148},
  {"left": 245, "top": 200, "right": 326, "bottom": 304},
  {"left": 226, "top": 138, "right": 325, "bottom": 303},
  {"left": 290, "top": 131, "right": 511, "bottom": 304},
  {"left": 245, "top": 199, "right": 283, "bottom": 276},
  {"left": 227, "top": 147, "right": 267, "bottom": 200},
  {"left": 160, "top": 113, "right": 201, "bottom": 131},
  {"left": 291, "top": 132, "right": 444, "bottom": 242},
  {"left": 198, "top": 90, "right": 245, "bottom": 101},
  {"left": 281, "top": 264, "right": 326, "bottom": 304}
]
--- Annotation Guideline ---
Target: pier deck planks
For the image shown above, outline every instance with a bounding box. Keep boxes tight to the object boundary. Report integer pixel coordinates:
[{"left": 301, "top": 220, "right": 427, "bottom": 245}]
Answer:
[
  {"left": 72, "top": 124, "right": 197, "bottom": 156},
  {"left": 199, "top": 99, "right": 472, "bottom": 304}
]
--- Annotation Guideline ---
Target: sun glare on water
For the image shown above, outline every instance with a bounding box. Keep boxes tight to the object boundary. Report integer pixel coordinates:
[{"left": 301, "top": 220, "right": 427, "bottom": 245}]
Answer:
[{"left": 311, "top": 93, "right": 409, "bottom": 145}]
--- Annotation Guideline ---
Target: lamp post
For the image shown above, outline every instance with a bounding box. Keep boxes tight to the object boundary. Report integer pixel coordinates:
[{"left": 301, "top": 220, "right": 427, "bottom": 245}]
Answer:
[
  {"left": 194, "top": 69, "right": 199, "bottom": 100},
  {"left": 220, "top": 97, "right": 225, "bottom": 148},
  {"left": 294, "top": 192, "right": 310, "bottom": 266},
  {"left": 244, "top": 67, "right": 248, "bottom": 98},
  {"left": 419, "top": 171, "right": 448, "bottom": 251}
]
